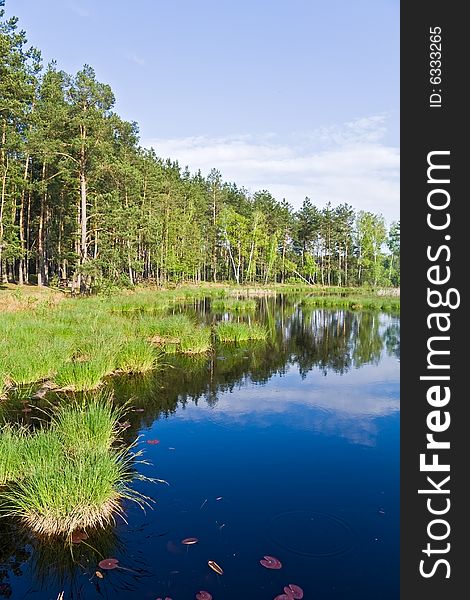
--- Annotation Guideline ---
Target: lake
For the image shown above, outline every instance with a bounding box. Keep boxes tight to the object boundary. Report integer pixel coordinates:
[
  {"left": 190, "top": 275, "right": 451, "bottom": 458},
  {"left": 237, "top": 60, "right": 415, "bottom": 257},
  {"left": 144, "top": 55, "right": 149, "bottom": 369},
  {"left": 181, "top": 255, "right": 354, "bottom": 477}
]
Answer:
[{"left": 0, "top": 296, "right": 400, "bottom": 599}]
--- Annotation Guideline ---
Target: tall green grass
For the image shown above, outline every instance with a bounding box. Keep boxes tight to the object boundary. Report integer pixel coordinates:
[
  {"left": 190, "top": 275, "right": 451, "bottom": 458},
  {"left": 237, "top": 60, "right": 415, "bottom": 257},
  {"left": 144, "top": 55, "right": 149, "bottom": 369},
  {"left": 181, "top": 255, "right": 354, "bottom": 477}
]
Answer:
[
  {"left": 211, "top": 298, "right": 257, "bottom": 312},
  {"left": 2, "top": 285, "right": 392, "bottom": 393},
  {"left": 116, "top": 339, "right": 159, "bottom": 373},
  {"left": 0, "top": 398, "right": 150, "bottom": 537},
  {"left": 51, "top": 397, "right": 124, "bottom": 453},
  {"left": 301, "top": 295, "right": 400, "bottom": 312},
  {"left": 179, "top": 326, "right": 212, "bottom": 354},
  {"left": 0, "top": 423, "right": 28, "bottom": 485},
  {"left": 215, "top": 321, "right": 268, "bottom": 342}
]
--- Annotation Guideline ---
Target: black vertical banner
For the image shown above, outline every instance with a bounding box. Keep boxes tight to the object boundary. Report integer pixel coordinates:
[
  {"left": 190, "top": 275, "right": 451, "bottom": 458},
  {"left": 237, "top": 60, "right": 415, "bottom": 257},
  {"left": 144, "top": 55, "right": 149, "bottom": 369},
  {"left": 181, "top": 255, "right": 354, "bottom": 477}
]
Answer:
[{"left": 401, "top": 3, "right": 468, "bottom": 599}]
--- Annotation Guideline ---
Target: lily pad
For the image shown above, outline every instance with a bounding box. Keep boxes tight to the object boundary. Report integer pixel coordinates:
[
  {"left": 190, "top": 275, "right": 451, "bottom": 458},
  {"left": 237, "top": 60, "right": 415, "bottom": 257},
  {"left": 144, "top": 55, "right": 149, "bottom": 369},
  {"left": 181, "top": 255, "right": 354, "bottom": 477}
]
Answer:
[
  {"left": 98, "top": 558, "right": 119, "bottom": 570},
  {"left": 260, "top": 555, "right": 282, "bottom": 569}
]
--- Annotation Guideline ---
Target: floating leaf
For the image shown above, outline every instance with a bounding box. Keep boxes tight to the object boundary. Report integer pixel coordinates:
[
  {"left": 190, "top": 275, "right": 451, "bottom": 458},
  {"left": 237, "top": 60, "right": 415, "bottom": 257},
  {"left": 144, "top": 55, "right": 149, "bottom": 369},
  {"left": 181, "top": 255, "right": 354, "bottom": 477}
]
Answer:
[
  {"left": 147, "top": 439, "right": 160, "bottom": 445},
  {"left": 95, "top": 571, "right": 104, "bottom": 579},
  {"left": 260, "top": 555, "right": 282, "bottom": 569},
  {"left": 181, "top": 537, "right": 198, "bottom": 545},
  {"left": 274, "top": 595, "right": 290, "bottom": 600},
  {"left": 284, "top": 584, "right": 304, "bottom": 599},
  {"left": 207, "top": 560, "right": 223, "bottom": 575},
  {"left": 196, "top": 592, "right": 213, "bottom": 600},
  {"left": 71, "top": 530, "right": 88, "bottom": 544},
  {"left": 98, "top": 558, "right": 119, "bottom": 570}
]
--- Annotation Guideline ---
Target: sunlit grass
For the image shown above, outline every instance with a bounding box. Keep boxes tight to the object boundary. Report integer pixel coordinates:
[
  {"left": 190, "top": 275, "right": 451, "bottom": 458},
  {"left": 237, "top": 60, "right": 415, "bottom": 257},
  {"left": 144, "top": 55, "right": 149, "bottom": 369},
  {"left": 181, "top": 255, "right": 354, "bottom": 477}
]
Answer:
[
  {"left": 301, "top": 295, "right": 400, "bottom": 312},
  {"left": 116, "top": 339, "right": 159, "bottom": 373},
  {"left": 51, "top": 395, "right": 124, "bottom": 453},
  {"left": 215, "top": 321, "right": 268, "bottom": 342},
  {"left": 1, "top": 285, "right": 390, "bottom": 392},
  {"left": 211, "top": 298, "right": 257, "bottom": 312},
  {"left": 53, "top": 350, "right": 116, "bottom": 391},
  {"left": 179, "top": 327, "right": 212, "bottom": 354},
  {"left": 0, "top": 399, "right": 150, "bottom": 537},
  {"left": 0, "top": 423, "right": 28, "bottom": 485}
]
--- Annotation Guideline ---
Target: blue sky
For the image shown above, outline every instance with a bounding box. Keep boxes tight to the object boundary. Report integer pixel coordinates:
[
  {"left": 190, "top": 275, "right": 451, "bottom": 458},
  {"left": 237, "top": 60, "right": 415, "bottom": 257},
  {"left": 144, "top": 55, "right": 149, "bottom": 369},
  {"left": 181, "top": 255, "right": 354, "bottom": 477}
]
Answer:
[{"left": 9, "top": 0, "right": 399, "bottom": 223}]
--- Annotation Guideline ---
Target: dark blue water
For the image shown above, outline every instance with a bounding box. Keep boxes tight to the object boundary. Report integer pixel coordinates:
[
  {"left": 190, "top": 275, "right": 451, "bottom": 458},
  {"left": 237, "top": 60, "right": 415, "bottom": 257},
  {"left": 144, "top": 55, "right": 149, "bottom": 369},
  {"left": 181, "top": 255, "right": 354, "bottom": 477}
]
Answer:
[{"left": 0, "top": 300, "right": 400, "bottom": 600}]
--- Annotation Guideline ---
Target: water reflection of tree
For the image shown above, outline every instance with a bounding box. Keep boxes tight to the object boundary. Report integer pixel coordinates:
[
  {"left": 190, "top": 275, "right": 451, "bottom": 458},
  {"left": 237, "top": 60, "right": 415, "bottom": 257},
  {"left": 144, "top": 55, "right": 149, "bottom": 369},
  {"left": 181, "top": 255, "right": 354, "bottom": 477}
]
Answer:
[
  {"left": 384, "top": 322, "right": 400, "bottom": 359},
  {"left": 110, "top": 302, "right": 399, "bottom": 430},
  {"left": 351, "top": 312, "right": 384, "bottom": 367}
]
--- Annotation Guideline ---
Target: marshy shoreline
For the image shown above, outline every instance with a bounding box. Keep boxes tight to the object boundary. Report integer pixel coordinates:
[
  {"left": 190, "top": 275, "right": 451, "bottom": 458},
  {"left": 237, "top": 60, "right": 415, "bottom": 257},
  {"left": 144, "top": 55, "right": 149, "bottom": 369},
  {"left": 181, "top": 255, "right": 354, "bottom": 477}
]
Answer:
[{"left": 1, "top": 283, "right": 399, "bottom": 397}]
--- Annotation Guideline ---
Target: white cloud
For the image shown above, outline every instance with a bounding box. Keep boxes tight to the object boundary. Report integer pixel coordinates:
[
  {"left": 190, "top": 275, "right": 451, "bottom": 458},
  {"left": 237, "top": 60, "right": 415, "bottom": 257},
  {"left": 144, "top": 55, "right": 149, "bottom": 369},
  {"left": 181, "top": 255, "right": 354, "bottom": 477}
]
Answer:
[{"left": 142, "top": 115, "right": 399, "bottom": 225}]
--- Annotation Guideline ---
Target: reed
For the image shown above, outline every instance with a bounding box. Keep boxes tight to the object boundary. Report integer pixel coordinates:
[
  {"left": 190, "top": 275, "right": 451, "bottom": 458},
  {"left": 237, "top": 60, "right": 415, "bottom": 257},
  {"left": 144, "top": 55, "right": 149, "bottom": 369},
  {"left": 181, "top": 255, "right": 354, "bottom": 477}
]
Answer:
[
  {"left": 215, "top": 321, "right": 268, "bottom": 342},
  {"left": 211, "top": 298, "right": 257, "bottom": 312},
  {"left": 116, "top": 339, "right": 159, "bottom": 373}
]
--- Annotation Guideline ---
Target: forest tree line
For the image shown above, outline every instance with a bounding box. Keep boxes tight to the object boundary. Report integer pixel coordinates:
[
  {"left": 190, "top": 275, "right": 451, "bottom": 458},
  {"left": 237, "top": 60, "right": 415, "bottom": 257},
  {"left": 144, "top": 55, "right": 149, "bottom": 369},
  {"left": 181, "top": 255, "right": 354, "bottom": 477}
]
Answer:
[{"left": 0, "top": 5, "right": 400, "bottom": 291}]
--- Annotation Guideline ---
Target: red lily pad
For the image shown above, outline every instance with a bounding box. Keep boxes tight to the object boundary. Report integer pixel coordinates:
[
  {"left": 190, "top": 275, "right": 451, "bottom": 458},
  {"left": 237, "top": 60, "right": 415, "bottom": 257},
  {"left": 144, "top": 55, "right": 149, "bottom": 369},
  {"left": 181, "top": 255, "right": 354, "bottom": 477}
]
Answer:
[
  {"left": 71, "top": 530, "right": 88, "bottom": 544},
  {"left": 147, "top": 439, "right": 160, "bottom": 445},
  {"left": 196, "top": 592, "right": 212, "bottom": 600},
  {"left": 285, "top": 584, "right": 304, "bottom": 599},
  {"left": 260, "top": 555, "right": 282, "bottom": 569},
  {"left": 274, "top": 595, "right": 290, "bottom": 600},
  {"left": 98, "top": 558, "right": 119, "bottom": 570}
]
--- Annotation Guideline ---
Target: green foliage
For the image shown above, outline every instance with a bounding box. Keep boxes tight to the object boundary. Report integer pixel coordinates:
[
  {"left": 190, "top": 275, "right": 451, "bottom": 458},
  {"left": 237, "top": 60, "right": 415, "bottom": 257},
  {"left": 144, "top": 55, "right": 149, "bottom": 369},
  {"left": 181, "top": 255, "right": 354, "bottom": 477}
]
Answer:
[
  {"left": 0, "top": 399, "right": 148, "bottom": 537},
  {"left": 215, "top": 321, "right": 268, "bottom": 343},
  {"left": 301, "top": 293, "right": 400, "bottom": 313},
  {"left": 116, "top": 339, "right": 158, "bottom": 373},
  {"left": 211, "top": 298, "right": 257, "bottom": 312}
]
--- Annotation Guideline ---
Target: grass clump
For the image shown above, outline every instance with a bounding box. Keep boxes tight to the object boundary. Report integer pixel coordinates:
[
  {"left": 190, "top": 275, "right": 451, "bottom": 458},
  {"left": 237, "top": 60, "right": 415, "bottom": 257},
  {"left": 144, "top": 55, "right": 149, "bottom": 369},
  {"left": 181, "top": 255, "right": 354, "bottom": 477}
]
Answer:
[
  {"left": 301, "top": 294, "right": 400, "bottom": 312},
  {"left": 142, "top": 314, "right": 212, "bottom": 354},
  {"left": 0, "top": 424, "right": 28, "bottom": 485},
  {"left": 5, "top": 448, "right": 138, "bottom": 537},
  {"left": 51, "top": 396, "right": 123, "bottom": 453},
  {"left": 179, "top": 326, "right": 212, "bottom": 354},
  {"left": 211, "top": 298, "right": 257, "bottom": 312},
  {"left": 0, "top": 397, "right": 149, "bottom": 538},
  {"left": 116, "top": 339, "right": 159, "bottom": 373},
  {"left": 215, "top": 321, "right": 268, "bottom": 343},
  {"left": 53, "top": 350, "right": 116, "bottom": 391}
]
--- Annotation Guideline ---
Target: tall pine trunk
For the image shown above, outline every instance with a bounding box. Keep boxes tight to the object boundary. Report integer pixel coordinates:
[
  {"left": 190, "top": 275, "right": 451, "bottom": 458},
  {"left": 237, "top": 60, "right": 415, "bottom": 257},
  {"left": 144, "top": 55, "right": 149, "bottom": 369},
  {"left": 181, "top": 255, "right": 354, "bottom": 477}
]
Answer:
[
  {"left": 0, "top": 121, "right": 8, "bottom": 283},
  {"left": 37, "top": 160, "right": 47, "bottom": 286}
]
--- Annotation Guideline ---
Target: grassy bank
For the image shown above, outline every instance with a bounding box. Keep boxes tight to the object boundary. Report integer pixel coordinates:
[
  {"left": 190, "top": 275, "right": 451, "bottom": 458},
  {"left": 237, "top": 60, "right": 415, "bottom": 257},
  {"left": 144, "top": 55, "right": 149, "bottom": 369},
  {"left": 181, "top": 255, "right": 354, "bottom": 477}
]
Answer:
[
  {"left": 0, "top": 397, "right": 147, "bottom": 537},
  {"left": 215, "top": 321, "right": 268, "bottom": 342},
  {"left": 0, "top": 284, "right": 399, "bottom": 395},
  {"left": 301, "top": 292, "right": 400, "bottom": 312},
  {"left": 211, "top": 298, "right": 257, "bottom": 312}
]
